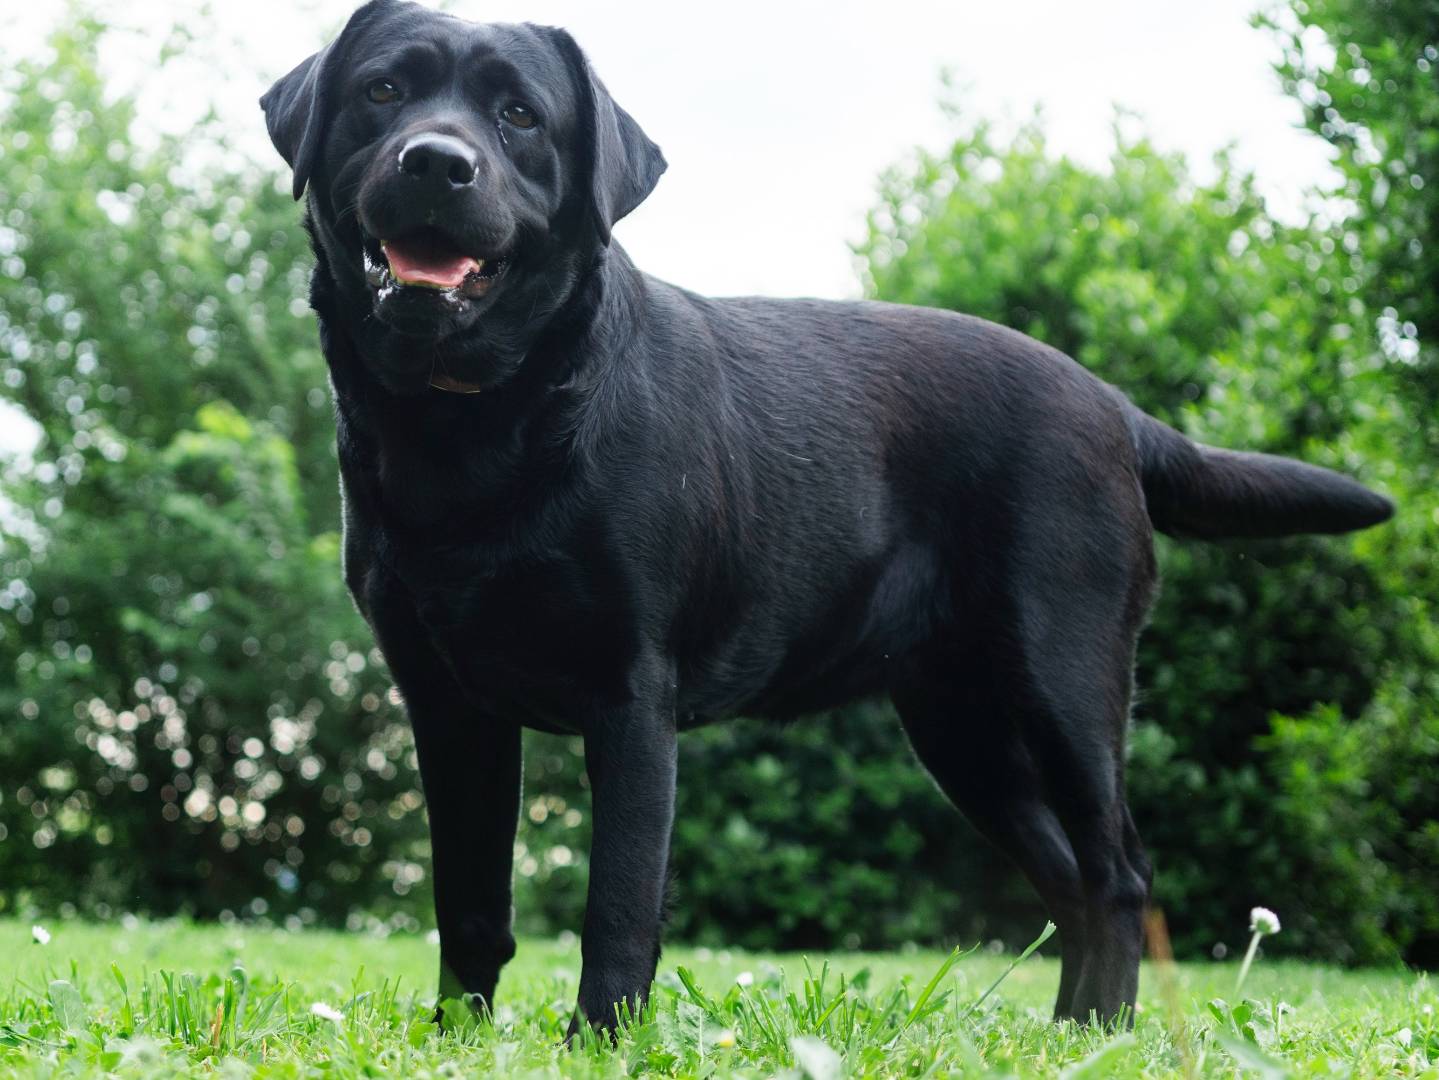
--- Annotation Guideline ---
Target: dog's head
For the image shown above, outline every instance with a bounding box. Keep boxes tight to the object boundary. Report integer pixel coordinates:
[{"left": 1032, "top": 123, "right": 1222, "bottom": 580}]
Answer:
[{"left": 261, "top": 0, "right": 665, "bottom": 394}]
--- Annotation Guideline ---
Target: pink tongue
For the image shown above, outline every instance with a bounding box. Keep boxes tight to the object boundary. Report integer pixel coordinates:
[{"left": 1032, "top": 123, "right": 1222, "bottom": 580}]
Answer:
[{"left": 383, "top": 241, "right": 480, "bottom": 289}]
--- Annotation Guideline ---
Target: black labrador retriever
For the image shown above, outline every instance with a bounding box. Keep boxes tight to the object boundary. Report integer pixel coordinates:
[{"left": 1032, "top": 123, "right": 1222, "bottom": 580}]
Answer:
[{"left": 261, "top": 0, "right": 1392, "bottom": 1032}]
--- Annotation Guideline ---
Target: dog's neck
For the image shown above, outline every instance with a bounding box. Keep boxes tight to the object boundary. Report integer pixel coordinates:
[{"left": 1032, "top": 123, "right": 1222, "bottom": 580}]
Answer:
[{"left": 318, "top": 244, "right": 646, "bottom": 539}]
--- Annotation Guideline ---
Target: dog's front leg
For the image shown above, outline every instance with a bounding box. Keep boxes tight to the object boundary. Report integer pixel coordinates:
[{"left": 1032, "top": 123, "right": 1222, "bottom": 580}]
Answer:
[
  {"left": 412, "top": 707, "right": 522, "bottom": 1016},
  {"left": 569, "top": 691, "right": 677, "bottom": 1037},
  {"left": 368, "top": 586, "right": 522, "bottom": 1019}
]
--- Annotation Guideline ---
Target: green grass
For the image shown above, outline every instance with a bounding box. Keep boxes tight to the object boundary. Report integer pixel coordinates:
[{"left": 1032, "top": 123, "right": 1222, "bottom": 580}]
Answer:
[{"left": 0, "top": 918, "right": 1431, "bottom": 1077}]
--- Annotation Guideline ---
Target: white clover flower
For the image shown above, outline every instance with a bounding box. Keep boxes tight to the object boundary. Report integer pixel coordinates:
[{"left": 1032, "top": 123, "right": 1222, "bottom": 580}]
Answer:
[
  {"left": 31, "top": 925, "right": 50, "bottom": 945},
  {"left": 309, "top": 1002, "right": 344, "bottom": 1023},
  {"left": 1236, "top": 905, "right": 1282, "bottom": 993},
  {"left": 1249, "top": 907, "right": 1281, "bottom": 936},
  {"left": 735, "top": 971, "right": 754, "bottom": 988}
]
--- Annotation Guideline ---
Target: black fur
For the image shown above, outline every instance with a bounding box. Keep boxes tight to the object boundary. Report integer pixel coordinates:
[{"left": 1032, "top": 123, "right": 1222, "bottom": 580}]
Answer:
[{"left": 261, "top": 0, "right": 1393, "bottom": 1032}]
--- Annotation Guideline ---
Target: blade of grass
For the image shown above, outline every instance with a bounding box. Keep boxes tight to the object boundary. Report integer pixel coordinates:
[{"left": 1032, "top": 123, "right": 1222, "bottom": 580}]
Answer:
[
  {"left": 902, "top": 943, "right": 973, "bottom": 1029},
  {"left": 674, "top": 967, "right": 718, "bottom": 1016},
  {"left": 964, "top": 921, "right": 1057, "bottom": 1018}
]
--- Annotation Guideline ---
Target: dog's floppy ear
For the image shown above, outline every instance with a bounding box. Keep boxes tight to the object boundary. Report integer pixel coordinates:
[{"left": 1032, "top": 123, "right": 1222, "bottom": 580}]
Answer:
[
  {"left": 260, "top": 0, "right": 394, "bottom": 201},
  {"left": 546, "top": 28, "right": 667, "bottom": 244}
]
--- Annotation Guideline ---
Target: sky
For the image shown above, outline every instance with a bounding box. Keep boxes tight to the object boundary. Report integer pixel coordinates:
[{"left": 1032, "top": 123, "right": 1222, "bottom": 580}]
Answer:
[{"left": 2, "top": 0, "right": 1334, "bottom": 451}]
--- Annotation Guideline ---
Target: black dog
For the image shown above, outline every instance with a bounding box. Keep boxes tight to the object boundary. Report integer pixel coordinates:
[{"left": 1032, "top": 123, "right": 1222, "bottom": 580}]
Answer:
[{"left": 261, "top": 0, "right": 1392, "bottom": 1031}]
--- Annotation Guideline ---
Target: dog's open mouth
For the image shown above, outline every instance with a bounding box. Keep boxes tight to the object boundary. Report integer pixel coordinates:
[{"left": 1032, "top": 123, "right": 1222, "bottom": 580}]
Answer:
[{"left": 363, "top": 227, "right": 508, "bottom": 299}]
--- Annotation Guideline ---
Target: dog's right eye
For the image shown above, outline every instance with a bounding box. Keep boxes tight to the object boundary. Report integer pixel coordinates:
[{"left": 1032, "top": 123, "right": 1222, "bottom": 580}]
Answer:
[{"left": 366, "top": 79, "right": 402, "bottom": 105}]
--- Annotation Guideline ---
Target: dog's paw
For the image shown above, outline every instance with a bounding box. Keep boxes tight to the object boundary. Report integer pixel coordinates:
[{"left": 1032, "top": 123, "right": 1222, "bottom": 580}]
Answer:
[{"left": 564, "top": 1011, "right": 624, "bottom": 1050}]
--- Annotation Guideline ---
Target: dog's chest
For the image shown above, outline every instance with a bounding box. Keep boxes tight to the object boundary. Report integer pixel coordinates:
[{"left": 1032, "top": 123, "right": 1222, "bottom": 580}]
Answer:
[{"left": 382, "top": 536, "right": 641, "bottom": 727}]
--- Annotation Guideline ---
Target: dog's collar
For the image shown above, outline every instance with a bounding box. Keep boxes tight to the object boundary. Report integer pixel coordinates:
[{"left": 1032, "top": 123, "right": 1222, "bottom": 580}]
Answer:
[
  {"left": 429, "top": 356, "right": 484, "bottom": 394},
  {"left": 429, "top": 372, "right": 484, "bottom": 394},
  {"left": 427, "top": 349, "right": 529, "bottom": 394}
]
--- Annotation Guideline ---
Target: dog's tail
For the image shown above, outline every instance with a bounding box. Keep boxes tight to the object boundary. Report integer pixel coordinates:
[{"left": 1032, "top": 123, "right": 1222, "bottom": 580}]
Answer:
[{"left": 1125, "top": 403, "right": 1394, "bottom": 540}]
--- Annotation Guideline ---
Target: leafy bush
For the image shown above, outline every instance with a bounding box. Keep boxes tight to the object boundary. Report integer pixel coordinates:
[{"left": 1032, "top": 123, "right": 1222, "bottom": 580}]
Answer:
[
  {"left": 1256, "top": 0, "right": 1439, "bottom": 966},
  {"left": 1, "top": 9, "right": 1433, "bottom": 966},
  {"left": 0, "top": 21, "right": 427, "bottom": 927},
  {"left": 857, "top": 110, "right": 1437, "bottom": 963}
]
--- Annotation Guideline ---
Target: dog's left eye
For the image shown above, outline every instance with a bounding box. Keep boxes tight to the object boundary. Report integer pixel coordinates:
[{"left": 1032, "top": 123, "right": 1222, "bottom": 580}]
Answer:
[
  {"left": 366, "top": 79, "right": 402, "bottom": 104},
  {"left": 501, "top": 103, "right": 537, "bottom": 129}
]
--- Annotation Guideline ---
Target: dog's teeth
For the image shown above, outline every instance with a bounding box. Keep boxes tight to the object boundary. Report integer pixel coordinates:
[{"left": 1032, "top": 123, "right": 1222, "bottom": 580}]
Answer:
[
  {"left": 472, "top": 259, "right": 485, "bottom": 274},
  {"left": 363, "top": 251, "right": 387, "bottom": 289}
]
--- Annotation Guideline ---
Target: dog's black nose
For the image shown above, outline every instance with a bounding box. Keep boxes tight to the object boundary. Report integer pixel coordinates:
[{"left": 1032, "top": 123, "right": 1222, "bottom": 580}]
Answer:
[{"left": 398, "top": 134, "right": 478, "bottom": 189}]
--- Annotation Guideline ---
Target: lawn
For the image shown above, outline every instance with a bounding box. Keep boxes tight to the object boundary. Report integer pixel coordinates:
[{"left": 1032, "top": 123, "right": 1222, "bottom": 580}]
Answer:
[{"left": 0, "top": 918, "right": 1431, "bottom": 1077}]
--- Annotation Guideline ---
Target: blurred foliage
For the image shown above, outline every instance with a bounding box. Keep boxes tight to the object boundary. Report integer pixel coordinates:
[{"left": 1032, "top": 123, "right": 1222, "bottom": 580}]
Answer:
[
  {"left": 1261, "top": 0, "right": 1439, "bottom": 409},
  {"left": 1256, "top": 0, "right": 1439, "bottom": 967},
  {"left": 0, "top": 19, "right": 430, "bottom": 930},
  {"left": 0, "top": 8, "right": 1434, "bottom": 966},
  {"left": 857, "top": 0, "right": 1438, "bottom": 965}
]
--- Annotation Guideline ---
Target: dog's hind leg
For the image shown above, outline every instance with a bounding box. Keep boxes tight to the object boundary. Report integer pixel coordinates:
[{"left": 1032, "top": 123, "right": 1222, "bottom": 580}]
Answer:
[
  {"left": 893, "top": 659, "right": 1091, "bottom": 1019},
  {"left": 1002, "top": 553, "right": 1156, "bottom": 1025},
  {"left": 894, "top": 621, "right": 1151, "bottom": 1024},
  {"left": 894, "top": 501, "right": 1157, "bottom": 1023}
]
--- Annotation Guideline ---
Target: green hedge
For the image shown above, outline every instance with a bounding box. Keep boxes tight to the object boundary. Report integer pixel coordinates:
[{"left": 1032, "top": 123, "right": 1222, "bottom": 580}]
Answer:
[{"left": 1, "top": 10, "right": 1434, "bottom": 965}]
